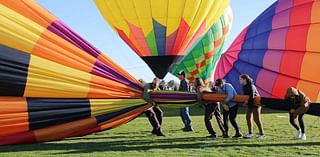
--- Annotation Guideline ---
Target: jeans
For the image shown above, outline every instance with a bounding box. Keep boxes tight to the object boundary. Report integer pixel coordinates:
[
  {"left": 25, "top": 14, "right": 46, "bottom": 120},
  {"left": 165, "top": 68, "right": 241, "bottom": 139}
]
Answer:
[{"left": 180, "top": 107, "right": 192, "bottom": 127}]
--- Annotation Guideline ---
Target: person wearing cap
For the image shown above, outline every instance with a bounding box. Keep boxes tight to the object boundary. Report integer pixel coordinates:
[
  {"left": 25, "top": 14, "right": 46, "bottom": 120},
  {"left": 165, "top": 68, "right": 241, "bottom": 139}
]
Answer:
[
  {"left": 195, "top": 78, "right": 225, "bottom": 139},
  {"left": 178, "top": 71, "right": 193, "bottom": 132},
  {"left": 239, "top": 74, "right": 265, "bottom": 139},
  {"left": 284, "top": 87, "right": 310, "bottom": 140},
  {"left": 215, "top": 78, "right": 242, "bottom": 138},
  {"left": 143, "top": 77, "right": 165, "bottom": 136}
]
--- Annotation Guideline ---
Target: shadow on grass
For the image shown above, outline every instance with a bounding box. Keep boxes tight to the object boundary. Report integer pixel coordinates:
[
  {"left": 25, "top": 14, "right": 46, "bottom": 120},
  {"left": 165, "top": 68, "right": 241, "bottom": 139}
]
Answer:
[{"left": 1, "top": 136, "right": 319, "bottom": 154}]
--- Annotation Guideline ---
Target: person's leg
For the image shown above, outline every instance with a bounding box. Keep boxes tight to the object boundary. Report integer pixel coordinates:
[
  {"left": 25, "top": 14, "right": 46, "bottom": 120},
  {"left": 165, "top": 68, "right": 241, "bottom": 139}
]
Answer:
[
  {"left": 181, "top": 107, "right": 192, "bottom": 129},
  {"left": 289, "top": 113, "right": 300, "bottom": 131},
  {"left": 298, "top": 114, "right": 305, "bottom": 134},
  {"left": 204, "top": 104, "right": 216, "bottom": 135},
  {"left": 253, "top": 107, "right": 264, "bottom": 135},
  {"left": 246, "top": 107, "right": 253, "bottom": 134},
  {"left": 222, "top": 107, "right": 229, "bottom": 136},
  {"left": 145, "top": 109, "right": 160, "bottom": 130},
  {"left": 153, "top": 106, "right": 163, "bottom": 125},
  {"left": 214, "top": 104, "right": 226, "bottom": 135},
  {"left": 229, "top": 105, "right": 240, "bottom": 134}
]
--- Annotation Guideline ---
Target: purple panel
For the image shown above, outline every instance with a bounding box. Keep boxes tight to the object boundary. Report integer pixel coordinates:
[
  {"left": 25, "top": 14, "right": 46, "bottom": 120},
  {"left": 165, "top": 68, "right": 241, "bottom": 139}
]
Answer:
[
  {"left": 263, "top": 50, "right": 284, "bottom": 73},
  {"left": 256, "top": 69, "right": 278, "bottom": 97},
  {"left": 276, "top": 0, "right": 293, "bottom": 13},
  {"left": 268, "top": 28, "right": 288, "bottom": 49}
]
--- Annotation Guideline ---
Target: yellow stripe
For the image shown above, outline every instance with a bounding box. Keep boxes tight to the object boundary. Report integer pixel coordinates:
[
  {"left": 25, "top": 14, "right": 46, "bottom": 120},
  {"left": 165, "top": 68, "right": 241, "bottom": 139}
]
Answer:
[
  {"left": 151, "top": 0, "right": 168, "bottom": 26},
  {"left": 94, "top": 0, "right": 130, "bottom": 36},
  {"left": 166, "top": 0, "right": 186, "bottom": 35},
  {"left": 24, "top": 55, "right": 91, "bottom": 98},
  {"left": 133, "top": 0, "right": 153, "bottom": 36},
  {"left": 0, "top": 4, "right": 45, "bottom": 53},
  {"left": 90, "top": 99, "right": 146, "bottom": 117},
  {"left": 182, "top": 0, "right": 202, "bottom": 25}
]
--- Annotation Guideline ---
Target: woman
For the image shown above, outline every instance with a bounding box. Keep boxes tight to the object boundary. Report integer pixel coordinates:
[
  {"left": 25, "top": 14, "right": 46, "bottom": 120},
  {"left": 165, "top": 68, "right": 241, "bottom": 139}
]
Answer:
[
  {"left": 239, "top": 74, "right": 265, "bottom": 139},
  {"left": 195, "top": 78, "right": 225, "bottom": 139},
  {"left": 284, "top": 87, "right": 310, "bottom": 140}
]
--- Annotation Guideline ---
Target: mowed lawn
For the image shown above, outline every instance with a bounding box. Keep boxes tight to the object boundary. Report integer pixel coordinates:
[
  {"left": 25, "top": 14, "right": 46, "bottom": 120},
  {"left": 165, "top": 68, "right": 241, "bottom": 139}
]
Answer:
[{"left": 0, "top": 107, "right": 319, "bottom": 157}]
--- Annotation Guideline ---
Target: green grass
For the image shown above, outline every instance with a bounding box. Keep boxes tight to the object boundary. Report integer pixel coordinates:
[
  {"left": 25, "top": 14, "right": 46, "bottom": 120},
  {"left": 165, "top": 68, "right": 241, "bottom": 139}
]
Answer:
[{"left": 1, "top": 107, "right": 319, "bottom": 157}]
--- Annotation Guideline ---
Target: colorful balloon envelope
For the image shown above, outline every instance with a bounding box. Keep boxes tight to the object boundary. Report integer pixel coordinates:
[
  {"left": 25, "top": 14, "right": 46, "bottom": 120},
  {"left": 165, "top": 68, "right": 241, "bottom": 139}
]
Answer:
[
  {"left": 0, "top": 1, "right": 149, "bottom": 145},
  {"left": 215, "top": 0, "right": 320, "bottom": 102},
  {"left": 94, "top": 0, "right": 230, "bottom": 78},
  {"left": 170, "top": 6, "right": 233, "bottom": 83}
]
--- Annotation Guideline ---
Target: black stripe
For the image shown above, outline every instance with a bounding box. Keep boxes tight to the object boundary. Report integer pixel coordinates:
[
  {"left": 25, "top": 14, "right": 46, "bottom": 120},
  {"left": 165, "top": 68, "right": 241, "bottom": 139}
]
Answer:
[
  {"left": 95, "top": 104, "right": 146, "bottom": 124},
  {"left": 27, "top": 98, "right": 91, "bottom": 130},
  {"left": 0, "top": 45, "right": 30, "bottom": 96}
]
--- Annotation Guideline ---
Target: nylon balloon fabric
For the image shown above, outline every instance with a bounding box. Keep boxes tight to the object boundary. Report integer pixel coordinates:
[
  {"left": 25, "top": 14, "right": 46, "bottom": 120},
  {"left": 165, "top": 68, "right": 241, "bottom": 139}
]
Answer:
[
  {"left": 215, "top": 0, "right": 320, "bottom": 103},
  {"left": 94, "top": 0, "right": 230, "bottom": 78},
  {"left": 0, "top": 1, "right": 149, "bottom": 145}
]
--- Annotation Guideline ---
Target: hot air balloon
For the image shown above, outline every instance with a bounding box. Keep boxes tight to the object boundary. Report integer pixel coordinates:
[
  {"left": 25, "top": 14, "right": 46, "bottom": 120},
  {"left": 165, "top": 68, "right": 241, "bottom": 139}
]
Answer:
[
  {"left": 0, "top": 0, "right": 149, "bottom": 145},
  {"left": 215, "top": 0, "right": 320, "bottom": 103},
  {"left": 94, "top": 0, "right": 230, "bottom": 79},
  {"left": 170, "top": 6, "right": 233, "bottom": 83}
]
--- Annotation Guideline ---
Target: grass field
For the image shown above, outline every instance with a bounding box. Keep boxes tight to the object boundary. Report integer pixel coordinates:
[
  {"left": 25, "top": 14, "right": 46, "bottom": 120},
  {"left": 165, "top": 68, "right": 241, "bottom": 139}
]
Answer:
[{"left": 0, "top": 106, "right": 319, "bottom": 157}]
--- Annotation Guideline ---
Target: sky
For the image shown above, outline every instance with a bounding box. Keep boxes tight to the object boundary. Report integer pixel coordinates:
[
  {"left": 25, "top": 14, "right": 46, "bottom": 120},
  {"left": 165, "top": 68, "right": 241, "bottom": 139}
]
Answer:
[{"left": 37, "top": 0, "right": 277, "bottom": 83}]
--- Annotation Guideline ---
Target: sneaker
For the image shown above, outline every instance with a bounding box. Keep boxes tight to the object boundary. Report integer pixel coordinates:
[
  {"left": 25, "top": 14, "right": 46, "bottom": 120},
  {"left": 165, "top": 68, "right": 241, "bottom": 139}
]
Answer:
[
  {"left": 296, "top": 129, "right": 302, "bottom": 139},
  {"left": 206, "top": 134, "right": 217, "bottom": 139},
  {"left": 256, "top": 134, "right": 265, "bottom": 139},
  {"left": 233, "top": 132, "right": 242, "bottom": 138},
  {"left": 151, "top": 129, "right": 157, "bottom": 135},
  {"left": 223, "top": 133, "right": 230, "bottom": 138},
  {"left": 300, "top": 133, "right": 306, "bottom": 140},
  {"left": 154, "top": 128, "right": 165, "bottom": 136},
  {"left": 243, "top": 133, "right": 254, "bottom": 139},
  {"left": 182, "top": 126, "right": 193, "bottom": 132}
]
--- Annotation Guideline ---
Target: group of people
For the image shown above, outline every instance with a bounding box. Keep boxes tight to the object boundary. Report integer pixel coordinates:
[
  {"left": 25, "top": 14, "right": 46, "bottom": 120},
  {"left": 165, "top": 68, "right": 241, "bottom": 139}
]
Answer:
[{"left": 141, "top": 72, "right": 311, "bottom": 140}]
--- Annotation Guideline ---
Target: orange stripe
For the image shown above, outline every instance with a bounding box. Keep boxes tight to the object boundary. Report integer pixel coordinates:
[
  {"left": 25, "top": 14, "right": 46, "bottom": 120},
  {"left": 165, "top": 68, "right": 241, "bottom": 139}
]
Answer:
[
  {"left": 34, "top": 117, "right": 97, "bottom": 142},
  {"left": 98, "top": 104, "right": 151, "bottom": 130},
  {"left": 88, "top": 75, "right": 142, "bottom": 98},
  {"left": 0, "top": 97, "right": 29, "bottom": 137},
  {"left": 2, "top": 0, "right": 56, "bottom": 28},
  {"left": 32, "top": 29, "right": 96, "bottom": 73},
  {"left": 97, "top": 54, "right": 143, "bottom": 86}
]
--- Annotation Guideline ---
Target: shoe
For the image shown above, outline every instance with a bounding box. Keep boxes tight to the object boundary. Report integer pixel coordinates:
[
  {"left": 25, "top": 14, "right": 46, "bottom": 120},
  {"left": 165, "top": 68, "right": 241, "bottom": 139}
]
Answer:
[
  {"left": 155, "top": 129, "right": 165, "bottom": 136},
  {"left": 243, "top": 133, "right": 254, "bottom": 139},
  {"left": 256, "top": 134, "right": 265, "bottom": 139},
  {"left": 233, "top": 132, "right": 242, "bottom": 138},
  {"left": 151, "top": 129, "right": 157, "bottom": 135},
  {"left": 296, "top": 129, "right": 302, "bottom": 139},
  {"left": 206, "top": 134, "right": 217, "bottom": 139},
  {"left": 300, "top": 133, "right": 306, "bottom": 140},
  {"left": 182, "top": 126, "right": 193, "bottom": 132},
  {"left": 222, "top": 133, "right": 229, "bottom": 138}
]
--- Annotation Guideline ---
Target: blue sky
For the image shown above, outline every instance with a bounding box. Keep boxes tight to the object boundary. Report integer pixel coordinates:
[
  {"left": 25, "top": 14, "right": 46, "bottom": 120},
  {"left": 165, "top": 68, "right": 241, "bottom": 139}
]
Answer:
[{"left": 37, "top": 0, "right": 276, "bottom": 83}]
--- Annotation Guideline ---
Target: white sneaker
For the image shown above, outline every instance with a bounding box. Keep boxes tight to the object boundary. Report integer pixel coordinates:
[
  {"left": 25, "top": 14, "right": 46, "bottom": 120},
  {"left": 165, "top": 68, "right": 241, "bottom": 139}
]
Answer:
[
  {"left": 256, "top": 134, "right": 266, "bottom": 139},
  {"left": 296, "top": 130, "right": 302, "bottom": 139},
  {"left": 300, "top": 134, "right": 306, "bottom": 140},
  {"left": 243, "top": 133, "right": 254, "bottom": 138}
]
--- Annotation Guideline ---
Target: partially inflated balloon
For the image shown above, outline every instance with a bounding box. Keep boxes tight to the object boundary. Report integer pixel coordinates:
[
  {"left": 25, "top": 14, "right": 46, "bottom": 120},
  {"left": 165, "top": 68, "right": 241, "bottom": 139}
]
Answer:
[
  {"left": 170, "top": 6, "right": 233, "bottom": 83},
  {"left": 0, "top": 1, "right": 149, "bottom": 145},
  {"left": 215, "top": 0, "right": 320, "bottom": 102},
  {"left": 94, "top": 0, "right": 230, "bottom": 78}
]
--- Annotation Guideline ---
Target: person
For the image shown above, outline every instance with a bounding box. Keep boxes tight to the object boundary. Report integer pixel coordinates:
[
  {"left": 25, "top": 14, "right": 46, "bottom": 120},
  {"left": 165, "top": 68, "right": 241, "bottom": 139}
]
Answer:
[
  {"left": 215, "top": 78, "right": 242, "bottom": 138},
  {"left": 178, "top": 71, "right": 193, "bottom": 132},
  {"left": 284, "top": 87, "right": 310, "bottom": 140},
  {"left": 239, "top": 74, "right": 265, "bottom": 139},
  {"left": 195, "top": 78, "right": 225, "bottom": 139},
  {"left": 143, "top": 77, "right": 165, "bottom": 136}
]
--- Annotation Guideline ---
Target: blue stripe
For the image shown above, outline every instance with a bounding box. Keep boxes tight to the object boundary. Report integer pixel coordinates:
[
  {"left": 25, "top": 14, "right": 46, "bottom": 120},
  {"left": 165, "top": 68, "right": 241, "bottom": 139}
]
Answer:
[{"left": 153, "top": 19, "right": 166, "bottom": 56}]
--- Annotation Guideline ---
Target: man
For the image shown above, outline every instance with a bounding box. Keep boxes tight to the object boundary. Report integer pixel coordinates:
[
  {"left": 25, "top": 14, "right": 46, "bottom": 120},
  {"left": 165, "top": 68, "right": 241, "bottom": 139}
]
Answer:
[
  {"left": 178, "top": 71, "right": 193, "bottom": 132},
  {"left": 143, "top": 77, "right": 165, "bottom": 136},
  {"left": 215, "top": 78, "right": 242, "bottom": 138}
]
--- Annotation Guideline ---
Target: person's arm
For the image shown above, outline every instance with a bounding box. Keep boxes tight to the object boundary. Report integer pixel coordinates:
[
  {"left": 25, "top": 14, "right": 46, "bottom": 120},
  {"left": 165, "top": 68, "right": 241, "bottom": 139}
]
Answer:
[
  {"left": 299, "top": 90, "right": 310, "bottom": 108},
  {"left": 247, "top": 84, "right": 255, "bottom": 105}
]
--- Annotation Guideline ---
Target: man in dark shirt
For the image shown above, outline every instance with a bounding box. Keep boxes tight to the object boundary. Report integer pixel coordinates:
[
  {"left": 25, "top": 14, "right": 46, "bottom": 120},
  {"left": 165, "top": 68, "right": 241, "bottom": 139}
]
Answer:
[{"left": 178, "top": 71, "right": 193, "bottom": 132}]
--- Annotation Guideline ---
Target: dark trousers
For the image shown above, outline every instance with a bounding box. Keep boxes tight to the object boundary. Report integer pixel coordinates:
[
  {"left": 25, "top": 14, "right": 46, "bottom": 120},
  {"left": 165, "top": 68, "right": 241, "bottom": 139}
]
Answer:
[
  {"left": 204, "top": 103, "right": 225, "bottom": 135},
  {"left": 223, "top": 105, "right": 240, "bottom": 134},
  {"left": 145, "top": 106, "right": 163, "bottom": 130},
  {"left": 290, "top": 113, "right": 305, "bottom": 133}
]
